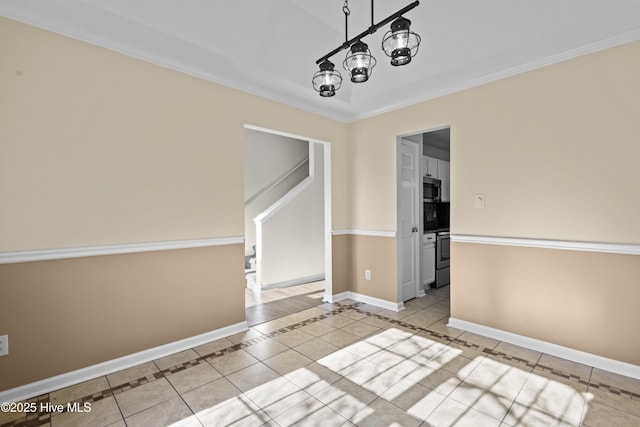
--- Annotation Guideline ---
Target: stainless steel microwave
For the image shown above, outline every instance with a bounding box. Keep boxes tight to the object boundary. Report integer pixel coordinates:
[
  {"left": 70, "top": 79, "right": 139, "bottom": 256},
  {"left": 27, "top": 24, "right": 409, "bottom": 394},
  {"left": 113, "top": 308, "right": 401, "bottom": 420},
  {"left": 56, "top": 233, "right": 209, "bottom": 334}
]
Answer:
[{"left": 423, "top": 177, "right": 442, "bottom": 202}]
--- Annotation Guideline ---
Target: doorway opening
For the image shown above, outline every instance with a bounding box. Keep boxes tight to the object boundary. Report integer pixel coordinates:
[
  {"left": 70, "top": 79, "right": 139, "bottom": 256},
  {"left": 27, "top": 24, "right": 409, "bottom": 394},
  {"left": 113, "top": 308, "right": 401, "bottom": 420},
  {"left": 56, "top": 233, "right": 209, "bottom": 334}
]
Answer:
[
  {"left": 396, "top": 126, "right": 451, "bottom": 312},
  {"left": 243, "top": 125, "right": 332, "bottom": 326}
]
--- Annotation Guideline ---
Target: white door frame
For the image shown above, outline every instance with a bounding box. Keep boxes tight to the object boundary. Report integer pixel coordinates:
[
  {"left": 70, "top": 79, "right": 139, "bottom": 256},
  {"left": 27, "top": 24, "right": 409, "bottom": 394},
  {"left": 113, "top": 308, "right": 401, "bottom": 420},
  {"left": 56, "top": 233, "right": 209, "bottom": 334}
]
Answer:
[
  {"left": 396, "top": 137, "right": 422, "bottom": 304},
  {"left": 243, "top": 124, "right": 332, "bottom": 300}
]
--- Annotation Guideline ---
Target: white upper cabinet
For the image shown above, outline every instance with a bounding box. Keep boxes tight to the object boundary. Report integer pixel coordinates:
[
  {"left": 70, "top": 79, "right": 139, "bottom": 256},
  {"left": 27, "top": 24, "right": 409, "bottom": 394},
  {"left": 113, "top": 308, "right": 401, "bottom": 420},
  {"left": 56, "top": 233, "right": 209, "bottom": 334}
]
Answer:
[
  {"left": 438, "top": 160, "right": 450, "bottom": 202},
  {"left": 424, "top": 156, "right": 438, "bottom": 178},
  {"left": 423, "top": 156, "right": 450, "bottom": 202}
]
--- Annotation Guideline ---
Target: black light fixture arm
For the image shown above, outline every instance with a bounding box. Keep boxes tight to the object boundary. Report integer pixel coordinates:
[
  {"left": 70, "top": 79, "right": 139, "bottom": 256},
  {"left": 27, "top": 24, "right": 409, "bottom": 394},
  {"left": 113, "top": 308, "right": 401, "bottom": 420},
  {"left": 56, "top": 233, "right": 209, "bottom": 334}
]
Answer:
[{"left": 315, "top": 0, "right": 419, "bottom": 65}]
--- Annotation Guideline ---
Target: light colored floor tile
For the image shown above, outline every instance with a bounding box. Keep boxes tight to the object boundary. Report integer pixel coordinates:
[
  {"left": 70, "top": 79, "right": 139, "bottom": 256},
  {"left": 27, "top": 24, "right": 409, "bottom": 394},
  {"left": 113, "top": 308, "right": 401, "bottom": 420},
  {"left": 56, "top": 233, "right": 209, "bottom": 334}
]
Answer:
[
  {"left": 263, "top": 349, "right": 313, "bottom": 375},
  {"left": 494, "top": 342, "right": 542, "bottom": 365},
  {"left": 154, "top": 349, "right": 200, "bottom": 371},
  {"left": 284, "top": 362, "right": 342, "bottom": 395},
  {"left": 505, "top": 401, "right": 582, "bottom": 427},
  {"left": 448, "top": 357, "right": 530, "bottom": 420},
  {"left": 357, "top": 328, "right": 413, "bottom": 350},
  {"left": 207, "top": 349, "right": 259, "bottom": 376},
  {"left": 340, "top": 321, "right": 381, "bottom": 338},
  {"left": 426, "top": 397, "right": 502, "bottom": 427},
  {"left": 368, "top": 349, "right": 432, "bottom": 378},
  {"left": 124, "top": 396, "right": 198, "bottom": 427},
  {"left": 193, "top": 337, "right": 234, "bottom": 357},
  {"left": 586, "top": 384, "right": 640, "bottom": 417},
  {"left": 297, "top": 321, "right": 337, "bottom": 337},
  {"left": 243, "top": 338, "right": 289, "bottom": 360},
  {"left": 252, "top": 319, "right": 288, "bottom": 335},
  {"left": 114, "top": 378, "right": 178, "bottom": 418},
  {"left": 226, "top": 362, "right": 281, "bottom": 392},
  {"left": 51, "top": 396, "right": 121, "bottom": 427},
  {"left": 271, "top": 396, "right": 346, "bottom": 427},
  {"left": 507, "top": 368, "right": 588, "bottom": 425},
  {"left": 319, "top": 314, "right": 357, "bottom": 328},
  {"left": 319, "top": 329, "right": 361, "bottom": 347},
  {"left": 384, "top": 381, "right": 447, "bottom": 420},
  {"left": 314, "top": 378, "right": 377, "bottom": 420},
  {"left": 106, "top": 362, "right": 159, "bottom": 387},
  {"left": 340, "top": 309, "right": 369, "bottom": 320},
  {"left": 0, "top": 405, "right": 26, "bottom": 425},
  {"left": 537, "top": 354, "right": 592, "bottom": 379},
  {"left": 343, "top": 360, "right": 404, "bottom": 396},
  {"left": 359, "top": 315, "right": 393, "bottom": 329},
  {"left": 272, "top": 329, "right": 315, "bottom": 347},
  {"left": 402, "top": 310, "right": 448, "bottom": 328},
  {"left": 426, "top": 320, "right": 464, "bottom": 338},
  {"left": 182, "top": 377, "right": 242, "bottom": 414},
  {"left": 582, "top": 401, "right": 640, "bottom": 427},
  {"left": 418, "top": 367, "right": 464, "bottom": 396},
  {"left": 166, "top": 361, "right": 222, "bottom": 394},
  {"left": 227, "top": 328, "right": 265, "bottom": 345},
  {"left": 50, "top": 377, "right": 110, "bottom": 405},
  {"left": 196, "top": 394, "right": 269, "bottom": 427},
  {"left": 386, "top": 333, "right": 450, "bottom": 365},
  {"left": 352, "top": 398, "right": 422, "bottom": 426},
  {"left": 342, "top": 339, "right": 386, "bottom": 359},
  {"left": 457, "top": 331, "right": 501, "bottom": 350},
  {"left": 294, "top": 338, "right": 340, "bottom": 360},
  {"left": 318, "top": 349, "right": 368, "bottom": 376},
  {"left": 590, "top": 368, "right": 640, "bottom": 394},
  {"left": 244, "top": 376, "right": 311, "bottom": 419}
]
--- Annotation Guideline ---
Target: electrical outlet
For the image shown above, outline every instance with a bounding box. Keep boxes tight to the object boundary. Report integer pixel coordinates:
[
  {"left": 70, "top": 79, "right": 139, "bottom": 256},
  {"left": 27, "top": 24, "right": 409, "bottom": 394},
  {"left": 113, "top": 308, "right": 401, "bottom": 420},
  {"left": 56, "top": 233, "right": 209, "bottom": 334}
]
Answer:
[
  {"left": 0, "top": 335, "right": 8, "bottom": 356},
  {"left": 365, "top": 270, "right": 371, "bottom": 281}
]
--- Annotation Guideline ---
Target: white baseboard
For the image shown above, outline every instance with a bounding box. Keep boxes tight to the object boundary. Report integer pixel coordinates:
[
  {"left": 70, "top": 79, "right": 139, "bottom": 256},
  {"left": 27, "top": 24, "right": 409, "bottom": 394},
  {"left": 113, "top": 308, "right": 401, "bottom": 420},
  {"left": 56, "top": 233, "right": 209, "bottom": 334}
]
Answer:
[
  {"left": 261, "top": 274, "right": 325, "bottom": 291},
  {"left": 329, "top": 291, "right": 404, "bottom": 312},
  {"left": 448, "top": 318, "right": 640, "bottom": 380},
  {"left": 0, "top": 321, "right": 248, "bottom": 403}
]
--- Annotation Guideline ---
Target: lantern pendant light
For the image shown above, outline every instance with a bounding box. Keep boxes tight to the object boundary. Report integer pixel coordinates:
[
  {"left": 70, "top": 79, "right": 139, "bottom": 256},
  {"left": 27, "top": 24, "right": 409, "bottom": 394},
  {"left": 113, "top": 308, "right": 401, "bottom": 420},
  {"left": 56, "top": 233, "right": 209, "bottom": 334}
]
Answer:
[
  {"left": 382, "top": 17, "right": 421, "bottom": 66},
  {"left": 312, "top": 60, "right": 343, "bottom": 97},
  {"left": 312, "top": 1, "right": 421, "bottom": 97},
  {"left": 343, "top": 41, "right": 377, "bottom": 83}
]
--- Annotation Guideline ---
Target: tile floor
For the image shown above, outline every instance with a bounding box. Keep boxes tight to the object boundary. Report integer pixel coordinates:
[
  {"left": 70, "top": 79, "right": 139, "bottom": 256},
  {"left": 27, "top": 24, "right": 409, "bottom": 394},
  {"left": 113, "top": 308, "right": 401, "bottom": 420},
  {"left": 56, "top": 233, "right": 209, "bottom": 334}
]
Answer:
[{"left": 2, "top": 287, "right": 640, "bottom": 426}]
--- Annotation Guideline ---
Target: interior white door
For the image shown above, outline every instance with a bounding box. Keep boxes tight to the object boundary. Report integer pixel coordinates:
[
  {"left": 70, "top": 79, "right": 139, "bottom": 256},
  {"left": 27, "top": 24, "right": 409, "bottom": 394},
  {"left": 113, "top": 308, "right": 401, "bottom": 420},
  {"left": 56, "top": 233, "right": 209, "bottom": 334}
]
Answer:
[{"left": 398, "top": 140, "right": 420, "bottom": 302}]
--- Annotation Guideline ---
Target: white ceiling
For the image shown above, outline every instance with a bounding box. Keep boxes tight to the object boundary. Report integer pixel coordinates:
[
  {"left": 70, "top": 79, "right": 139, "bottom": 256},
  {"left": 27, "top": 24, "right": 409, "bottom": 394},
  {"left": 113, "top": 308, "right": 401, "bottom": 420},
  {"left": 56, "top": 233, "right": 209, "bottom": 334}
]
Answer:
[{"left": 2, "top": 0, "right": 640, "bottom": 122}]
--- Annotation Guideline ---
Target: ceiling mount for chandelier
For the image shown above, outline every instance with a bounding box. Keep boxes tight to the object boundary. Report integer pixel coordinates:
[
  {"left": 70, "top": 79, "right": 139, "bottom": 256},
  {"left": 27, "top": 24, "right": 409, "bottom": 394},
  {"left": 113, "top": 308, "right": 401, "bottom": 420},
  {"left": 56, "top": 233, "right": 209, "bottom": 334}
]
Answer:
[{"left": 312, "top": 0, "right": 421, "bottom": 97}]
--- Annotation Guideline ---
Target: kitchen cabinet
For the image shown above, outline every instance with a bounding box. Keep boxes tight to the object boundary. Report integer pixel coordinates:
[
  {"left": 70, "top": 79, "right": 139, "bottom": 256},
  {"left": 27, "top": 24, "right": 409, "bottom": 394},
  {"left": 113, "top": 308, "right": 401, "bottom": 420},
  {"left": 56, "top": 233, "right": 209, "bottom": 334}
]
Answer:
[
  {"left": 423, "top": 156, "right": 450, "bottom": 202},
  {"left": 438, "top": 160, "right": 450, "bottom": 202},
  {"left": 423, "top": 233, "right": 436, "bottom": 286},
  {"left": 423, "top": 156, "right": 438, "bottom": 178}
]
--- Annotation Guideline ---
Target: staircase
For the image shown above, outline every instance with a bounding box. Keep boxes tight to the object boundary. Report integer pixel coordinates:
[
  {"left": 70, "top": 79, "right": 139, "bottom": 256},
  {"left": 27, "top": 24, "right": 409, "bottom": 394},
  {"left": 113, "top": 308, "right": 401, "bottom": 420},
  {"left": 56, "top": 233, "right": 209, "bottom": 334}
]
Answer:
[{"left": 245, "top": 141, "right": 325, "bottom": 292}]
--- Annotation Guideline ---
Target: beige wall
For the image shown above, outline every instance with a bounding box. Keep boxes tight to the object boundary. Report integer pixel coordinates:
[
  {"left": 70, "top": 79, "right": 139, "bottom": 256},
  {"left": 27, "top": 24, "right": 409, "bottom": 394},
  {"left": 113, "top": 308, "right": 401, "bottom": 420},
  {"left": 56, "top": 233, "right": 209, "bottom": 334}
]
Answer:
[
  {"left": 0, "top": 17, "right": 349, "bottom": 252},
  {"left": 346, "top": 40, "right": 640, "bottom": 362},
  {"left": 349, "top": 41, "right": 640, "bottom": 242},
  {"left": 350, "top": 235, "right": 398, "bottom": 302},
  {"left": 0, "top": 245, "right": 245, "bottom": 391},
  {"left": 452, "top": 242, "right": 640, "bottom": 365},
  {"left": 0, "top": 17, "right": 349, "bottom": 391}
]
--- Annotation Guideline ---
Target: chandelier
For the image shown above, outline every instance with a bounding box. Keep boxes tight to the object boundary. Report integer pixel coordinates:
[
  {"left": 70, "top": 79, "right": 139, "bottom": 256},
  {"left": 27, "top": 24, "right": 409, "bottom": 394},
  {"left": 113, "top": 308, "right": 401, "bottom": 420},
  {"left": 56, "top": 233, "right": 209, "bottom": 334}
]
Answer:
[{"left": 312, "top": 0, "right": 421, "bottom": 97}]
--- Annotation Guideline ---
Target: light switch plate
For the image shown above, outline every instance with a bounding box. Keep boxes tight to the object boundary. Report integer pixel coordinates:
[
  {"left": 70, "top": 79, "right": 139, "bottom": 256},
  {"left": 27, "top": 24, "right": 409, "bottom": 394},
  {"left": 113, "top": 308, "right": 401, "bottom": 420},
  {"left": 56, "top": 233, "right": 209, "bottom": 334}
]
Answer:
[{"left": 475, "top": 193, "right": 486, "bottom": 208}]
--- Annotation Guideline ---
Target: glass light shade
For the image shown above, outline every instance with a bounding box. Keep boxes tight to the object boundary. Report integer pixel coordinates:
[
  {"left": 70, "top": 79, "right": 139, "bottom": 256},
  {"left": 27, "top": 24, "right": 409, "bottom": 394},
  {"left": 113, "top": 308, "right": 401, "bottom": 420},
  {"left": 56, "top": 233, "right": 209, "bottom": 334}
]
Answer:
[
  {"left": 312, "top": 60, "right": 342, "bottom": 97},
  {"left": 382, "top": 17, "right": 421, "bottom": 66},
  {"left": 343, "top": 41, "right": 376, "bottom": 83}
]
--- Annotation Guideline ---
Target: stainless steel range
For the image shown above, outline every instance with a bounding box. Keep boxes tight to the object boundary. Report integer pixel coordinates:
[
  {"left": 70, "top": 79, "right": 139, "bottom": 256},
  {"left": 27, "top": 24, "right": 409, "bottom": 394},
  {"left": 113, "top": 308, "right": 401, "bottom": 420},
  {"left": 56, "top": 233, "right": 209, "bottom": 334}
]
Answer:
[{"left": 435, "top": 230, "right": 450, "bottom": 288}]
